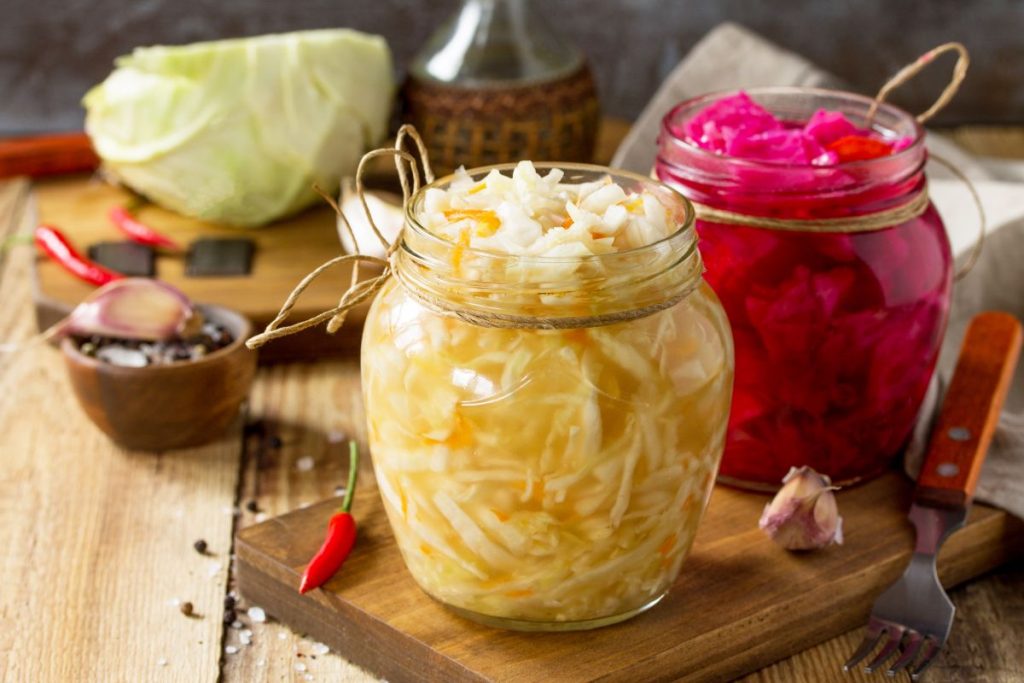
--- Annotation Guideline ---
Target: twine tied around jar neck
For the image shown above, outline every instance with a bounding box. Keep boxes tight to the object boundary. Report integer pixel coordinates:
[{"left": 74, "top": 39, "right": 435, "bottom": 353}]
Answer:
[
  {"left": 690, "top": 41, "right": 984, "bottom": 281},
  {"left": 247, "top": 126, "right": 702, "bottom": 348}
]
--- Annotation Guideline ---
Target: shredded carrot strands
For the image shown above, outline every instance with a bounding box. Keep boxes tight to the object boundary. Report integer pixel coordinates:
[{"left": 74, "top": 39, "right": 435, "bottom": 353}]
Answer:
[
  {"left": 467, "top": 182, "right": 487, "bottom": 195},
  {"left": 561, "top": 215, "right": 574, "bottom": 229},
  {"left": 504, "top": 588, "right": 534, "bottom": 598},
  {"left": 491, "top": 508, "right": 510, "bottom": 523},
  {"left": 444, "top": 209, "right": 501, "bottom": 237},
  {"left": 658, "top": 533, "right": 677, "bottom": 557}
]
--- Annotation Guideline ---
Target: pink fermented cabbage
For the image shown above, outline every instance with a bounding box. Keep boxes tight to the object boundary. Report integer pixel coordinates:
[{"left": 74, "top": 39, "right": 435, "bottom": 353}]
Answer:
[{"left": 682, "top": 92, "right": 912, "bottom": 165}]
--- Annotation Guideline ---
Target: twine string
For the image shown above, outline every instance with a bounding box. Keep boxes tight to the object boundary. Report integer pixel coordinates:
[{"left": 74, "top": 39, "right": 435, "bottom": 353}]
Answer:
[
  {"left": 930, "top": 153, "right": 986, "bottom": 280},
  {"left": 867, "top": 42, "right": 970, "bottom": 125}
]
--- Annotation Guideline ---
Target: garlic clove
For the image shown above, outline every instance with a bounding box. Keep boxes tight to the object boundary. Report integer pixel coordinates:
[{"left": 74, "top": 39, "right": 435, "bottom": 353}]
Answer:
[
  {"left": 337, "top": 179, "right": 404, "bottom": 258},
  {"left": 50, "top": 278, "right": 195, "bottom": 342},
  {"left": 758, "top": 466, "right": 843, "bottom": 551}
]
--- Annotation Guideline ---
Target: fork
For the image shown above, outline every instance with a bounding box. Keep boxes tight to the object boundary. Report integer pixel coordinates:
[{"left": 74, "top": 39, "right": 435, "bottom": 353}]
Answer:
[{"left": 843, "top": 311, "right": 1022, "bottom": 679}]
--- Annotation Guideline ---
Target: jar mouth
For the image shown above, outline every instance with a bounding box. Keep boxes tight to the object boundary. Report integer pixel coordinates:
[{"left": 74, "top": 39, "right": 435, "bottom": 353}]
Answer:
[
  {"left": 403, "top": 162, "right": 698, "bottom": 263},
  {"left": 396, "top": 162, "right": 704, "bottom": 328},
  {"left": 659, "top": 86, "right": 925, "bottom": 171}
]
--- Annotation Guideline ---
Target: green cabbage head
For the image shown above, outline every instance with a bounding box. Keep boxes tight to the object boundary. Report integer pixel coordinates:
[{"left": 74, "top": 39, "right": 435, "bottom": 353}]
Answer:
[{"left": 84, "top": 30, "right": 393, "bottom": 227}]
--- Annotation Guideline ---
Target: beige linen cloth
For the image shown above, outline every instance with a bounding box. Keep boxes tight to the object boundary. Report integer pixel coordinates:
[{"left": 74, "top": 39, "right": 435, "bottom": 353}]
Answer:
[{"left": 613, "top": 23, "right": 1024, "bottom": 518}]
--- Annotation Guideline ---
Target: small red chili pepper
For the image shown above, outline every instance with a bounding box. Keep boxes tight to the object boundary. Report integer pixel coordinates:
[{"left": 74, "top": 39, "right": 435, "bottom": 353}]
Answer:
[
  {"left": 299, "top": 441, "right": 360, "bottom": 594},
  {"left": 109, "top": 206, "right": 181, "bottom": 251},
  {"left": 826, "top": 135, "right": 893, "bottom": 163},
  {"left": 34, "top": 224, "right": 123, "bottom": 286}
]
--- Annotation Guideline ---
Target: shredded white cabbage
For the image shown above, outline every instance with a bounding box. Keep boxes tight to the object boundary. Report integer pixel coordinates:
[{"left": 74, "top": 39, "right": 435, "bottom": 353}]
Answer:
[{"left": 362, "top": 277, "right": 733, "bottom": 624}]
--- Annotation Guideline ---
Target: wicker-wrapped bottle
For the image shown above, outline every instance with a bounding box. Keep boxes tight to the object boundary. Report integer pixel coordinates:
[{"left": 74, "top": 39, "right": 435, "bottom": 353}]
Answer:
[{"left": 401, "top": 0, "right": 600, "bottom": 174}]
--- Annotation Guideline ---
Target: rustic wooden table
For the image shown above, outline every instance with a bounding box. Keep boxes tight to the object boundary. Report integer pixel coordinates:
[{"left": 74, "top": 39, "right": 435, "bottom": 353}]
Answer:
[{"left": 1, "top": 123, "right": 1021, "bottom": 683}]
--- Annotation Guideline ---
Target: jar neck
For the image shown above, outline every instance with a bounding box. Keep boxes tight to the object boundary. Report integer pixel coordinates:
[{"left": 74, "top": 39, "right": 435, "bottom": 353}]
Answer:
[
  {"left": 395, "top": 216, "right": 703, "bottom": 330},
  {"left": 655, "top": 88, "right": 928, "bottom": 220}
]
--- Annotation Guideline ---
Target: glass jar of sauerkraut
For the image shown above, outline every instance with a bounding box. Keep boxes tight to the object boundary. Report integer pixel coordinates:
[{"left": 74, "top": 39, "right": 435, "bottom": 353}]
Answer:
[{"left": 361, "top": 162, "right": 733, "bottom": 631}]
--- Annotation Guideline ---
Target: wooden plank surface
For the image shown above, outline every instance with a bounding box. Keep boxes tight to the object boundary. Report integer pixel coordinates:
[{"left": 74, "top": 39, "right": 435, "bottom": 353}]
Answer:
[
  {"left": 0, "top": 180, "right": 238, "bottom": 681},
  {"left": 234, "top": 470, "right": 1024, "bottom": 683},
  {"left": 0, "top": 123, "right": 1022, "bottom": 683}
]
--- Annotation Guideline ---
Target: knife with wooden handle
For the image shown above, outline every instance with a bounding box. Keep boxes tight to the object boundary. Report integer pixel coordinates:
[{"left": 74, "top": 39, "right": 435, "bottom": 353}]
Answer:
[
  {"left": 913, "top": 311, "right": 1022, "bottom": 510},
  {"left": 0, "top": 132, "right": 99, "bottom": 179}
]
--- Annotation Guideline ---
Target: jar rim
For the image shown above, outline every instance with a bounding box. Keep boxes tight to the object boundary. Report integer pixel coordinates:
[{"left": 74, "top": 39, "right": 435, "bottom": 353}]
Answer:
[
  {"left": 659, "top": 86, "right": 925, "bottom": 171},
  {"left": 395, "top": 162, "right": 704, "bottom": 328},
  {"left": 403, "top": 161, "right": 698, "bottom": 264}
]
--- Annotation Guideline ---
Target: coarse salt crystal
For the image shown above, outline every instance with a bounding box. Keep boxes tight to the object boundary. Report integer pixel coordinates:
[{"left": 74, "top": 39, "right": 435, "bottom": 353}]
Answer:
[
  {"left": 296, "top": 456, "right": 315, "bottom": 471},
  {"left": 157, "top": 658, "right": 168, "bottom": 667},
  {"left": 294, "top": 662, "right": 307, "bottom": 672},
  {"left": 327, "top": 430, "right": 346, "bottom": 443},
  {"left": 248, "top": 606, "right": 267, "bottom": 623},
  {"left": 225, "top": 645, "right": 239, "bottom": 655},
  {"left": 231, "top": 620, "right": 243, "bottom": 629},
  {"left": 278, "top": 632, "right": 287, "bottom": 640},
  {"left": 256, "top": 659, "right": 266, "bottom": 667},
  {"left": 254, "top": 512, "right": 268, "bottom": 523},
  {"left": 311, "top": 642, "right": 330, "bottom": 656},
  {"left": 240, "top": 632, "right": 252, "bottom": 645},
  {"left": 304, "top": 675, "right": 314, "bottom": 682},
  {"left": 207, "top": 562, "right": 222, "bottom": 578}
]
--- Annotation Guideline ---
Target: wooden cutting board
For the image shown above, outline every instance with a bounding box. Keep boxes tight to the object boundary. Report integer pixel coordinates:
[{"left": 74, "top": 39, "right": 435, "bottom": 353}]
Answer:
[
  {"left": 30, "top": 175, "right": 370, "bottom": 363},
  {"left": 236, "top": 470, "right": 1024, "bottom": 683}
]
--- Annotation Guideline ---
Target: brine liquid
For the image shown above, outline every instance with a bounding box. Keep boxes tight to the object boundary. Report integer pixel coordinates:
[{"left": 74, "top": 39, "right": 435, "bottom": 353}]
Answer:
[
  {"left": 361, "top": 280, "right": 733, "bottom": 625},
  {"left": 692, "top": 207, "right": 950, "bottom": 486}
]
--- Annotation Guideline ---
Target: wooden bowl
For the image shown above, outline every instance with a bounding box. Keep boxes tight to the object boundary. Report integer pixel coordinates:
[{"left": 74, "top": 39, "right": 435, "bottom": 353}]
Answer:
[{"left": 61, "top": 304, "right": 257, "bottom": 451}]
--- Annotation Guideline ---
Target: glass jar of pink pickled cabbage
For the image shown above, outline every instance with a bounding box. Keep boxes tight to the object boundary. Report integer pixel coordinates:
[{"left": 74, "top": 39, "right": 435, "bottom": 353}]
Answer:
[
  {"left": 361, "top": 163, "right": 733, "bottom": 630},
  {"left": 656, "top": 88, "right": 952, "bottom": 489}
]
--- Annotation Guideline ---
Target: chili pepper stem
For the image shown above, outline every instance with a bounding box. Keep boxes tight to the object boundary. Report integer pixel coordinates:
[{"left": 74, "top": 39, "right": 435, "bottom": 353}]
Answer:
[{"left": 341, "top": 441, "right": 359, "bottom": 513}]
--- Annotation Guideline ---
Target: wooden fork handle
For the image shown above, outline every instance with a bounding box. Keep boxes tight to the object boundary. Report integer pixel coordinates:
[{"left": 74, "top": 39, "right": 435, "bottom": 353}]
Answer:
[{"left": 915, "top": 311, "right": 1022, "bottom": 509}]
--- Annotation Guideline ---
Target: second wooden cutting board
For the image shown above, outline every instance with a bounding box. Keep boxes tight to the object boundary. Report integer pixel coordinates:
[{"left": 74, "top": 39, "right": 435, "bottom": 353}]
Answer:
[{"left": 236, "top": 470, "right": 1024, "bottom": 682}]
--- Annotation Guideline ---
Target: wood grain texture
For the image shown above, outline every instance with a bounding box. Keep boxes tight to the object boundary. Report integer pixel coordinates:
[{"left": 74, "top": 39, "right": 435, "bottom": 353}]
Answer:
[
  {"left": 0, "top": 180, "right": 239, "bottom": 682},
  {"left": 222, "top": 359, "right": 378, "bottom": 683},
  {"left": 916, "top": 312, "right": 1023, "bottom": 507},
  {"left": 235, "top": 471, "right": 1024, "bottom": 683}
]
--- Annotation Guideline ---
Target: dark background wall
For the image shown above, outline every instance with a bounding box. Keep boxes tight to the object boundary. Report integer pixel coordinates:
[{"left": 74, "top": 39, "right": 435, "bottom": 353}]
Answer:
[{"left": 1, "top": 0, "right": 1021, "bottom": 135}]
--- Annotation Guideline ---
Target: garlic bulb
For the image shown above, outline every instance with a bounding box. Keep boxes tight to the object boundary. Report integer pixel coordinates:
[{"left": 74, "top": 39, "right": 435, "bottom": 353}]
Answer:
[
  {"left": 49, "top": 278, "right": 196, "bottom": 341},
  {"left": 758, "top": 466, "right": 843, "bottom": 550},
  {"left": 337, "top": 179, "right": 405, "bottom": 258}
]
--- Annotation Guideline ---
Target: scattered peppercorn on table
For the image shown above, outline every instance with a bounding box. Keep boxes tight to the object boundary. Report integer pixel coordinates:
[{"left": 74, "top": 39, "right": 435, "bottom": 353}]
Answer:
[{"left": 0, "top": 121, "right": 1022, "bottom": 682}]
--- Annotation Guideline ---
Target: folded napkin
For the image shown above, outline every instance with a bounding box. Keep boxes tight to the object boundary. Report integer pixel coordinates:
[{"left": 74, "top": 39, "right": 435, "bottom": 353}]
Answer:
[{"left": 614, "top": 22, "right": 1024, "bottom": 518}]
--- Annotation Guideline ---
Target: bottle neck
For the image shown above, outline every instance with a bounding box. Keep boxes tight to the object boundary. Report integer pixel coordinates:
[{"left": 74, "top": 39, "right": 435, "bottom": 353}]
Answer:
[{"left": 410, "top": 0, "right": 583, "bottom": 86}]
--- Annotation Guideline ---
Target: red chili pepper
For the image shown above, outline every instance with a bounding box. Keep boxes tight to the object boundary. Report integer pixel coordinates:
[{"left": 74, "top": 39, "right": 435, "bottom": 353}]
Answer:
[
  {"left": 299, "top": 442, "right": 360, "bottom": 594},
  {"left": 109, "top": 206, "right": 181, "bottom": 251},
  {"left": 34, "top": 224, "right": 123, "bottom": 286},
  {"left": 826, "top": 135, "right": 893, "bottom": 163}
]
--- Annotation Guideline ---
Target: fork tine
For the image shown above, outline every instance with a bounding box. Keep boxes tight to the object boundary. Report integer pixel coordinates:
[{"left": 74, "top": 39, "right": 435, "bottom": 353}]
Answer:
[
  {"left": 910, "top": 637, "right": 942, "bottom": 680},
  {"left": 864, "top": 626, "right": 905, "bottom": 673},
  {"left": 843, "top": 623, "right": 886, "bottom": 672},
  {"left": 886, "top": 631, "right": 924, "bottom": 676}
]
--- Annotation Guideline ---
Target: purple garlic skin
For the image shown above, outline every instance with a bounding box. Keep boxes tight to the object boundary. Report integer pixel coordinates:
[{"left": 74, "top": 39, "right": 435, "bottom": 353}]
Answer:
[
  {"left": 759, "top": 466, "right": 843, "bottom": 551},
  {"left": 52, "top": 278, "right": 195, "bottom": 342}
]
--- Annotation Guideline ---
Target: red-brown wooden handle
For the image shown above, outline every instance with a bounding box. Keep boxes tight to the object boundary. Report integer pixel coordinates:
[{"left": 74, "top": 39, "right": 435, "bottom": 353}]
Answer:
[
  {"left": 915, "top": 311, "right": 1023, "bottom": 509},
  {"left": 0, "top": 132, "right": 100, "bottom": 179}
]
